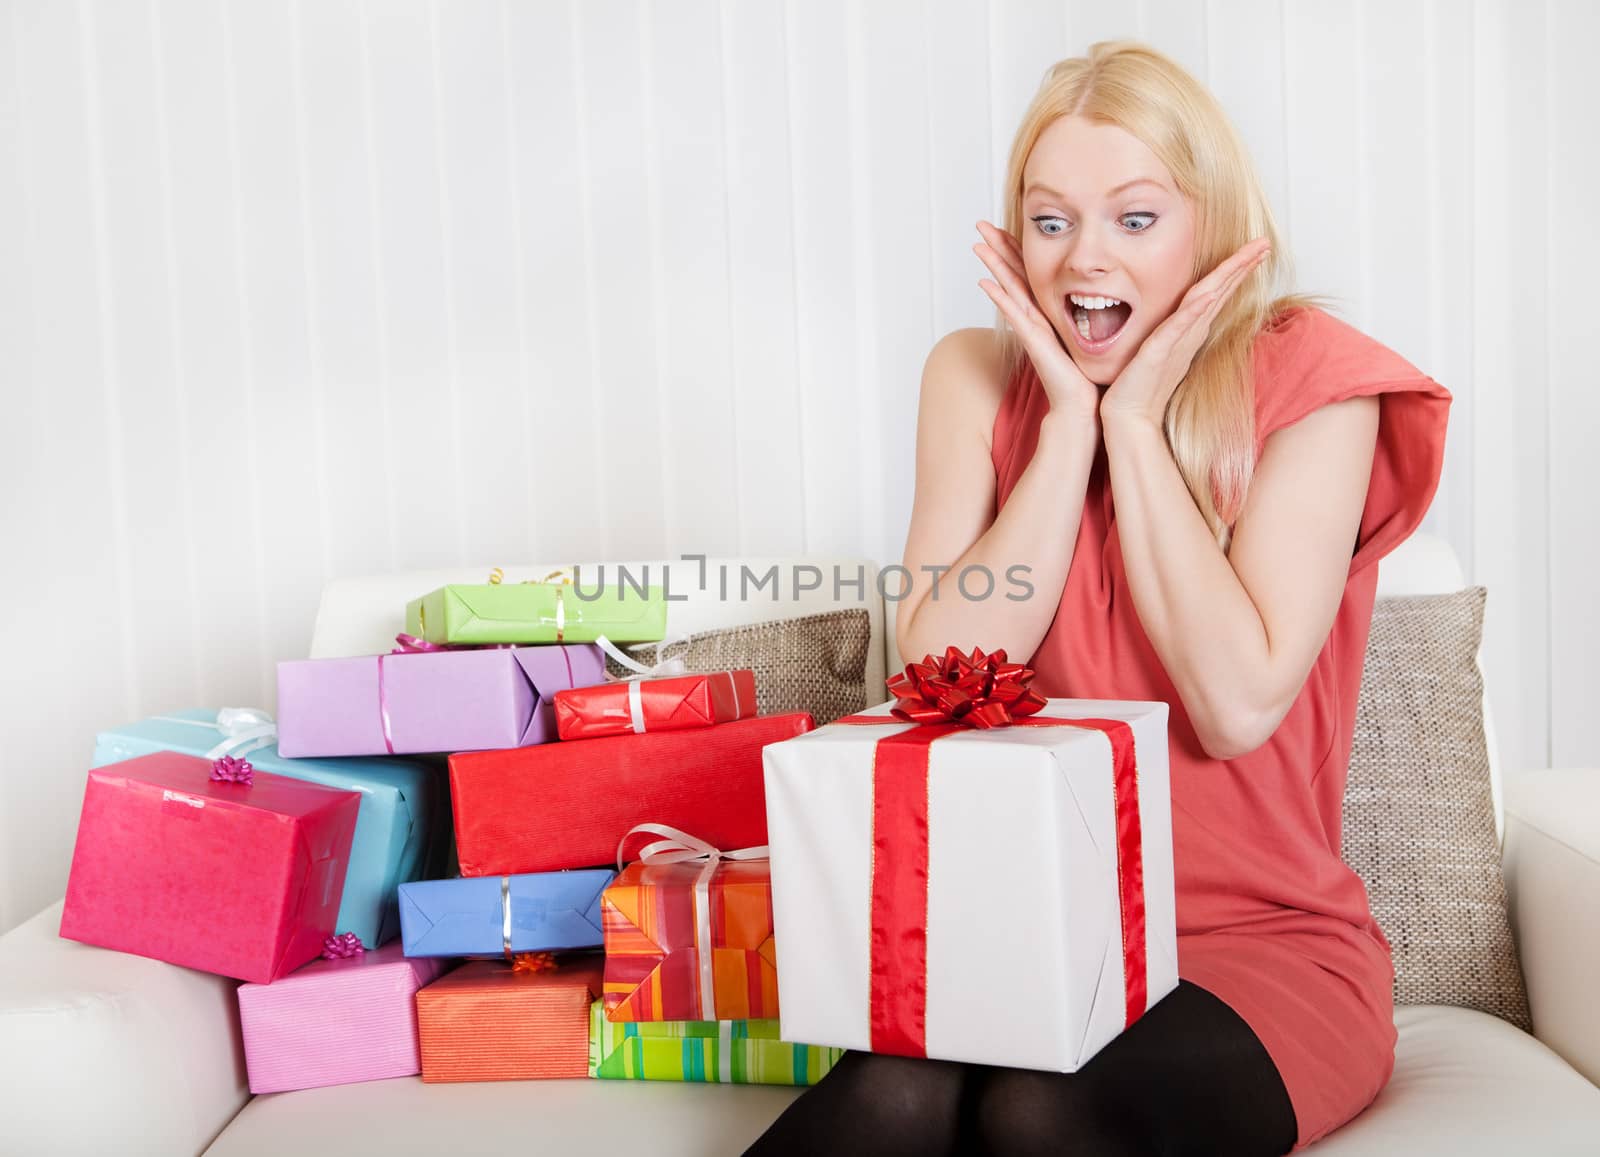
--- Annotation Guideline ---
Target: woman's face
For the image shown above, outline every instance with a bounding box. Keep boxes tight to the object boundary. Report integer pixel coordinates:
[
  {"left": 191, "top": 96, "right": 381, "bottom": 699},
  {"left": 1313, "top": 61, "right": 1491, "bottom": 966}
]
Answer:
[{"left": 1019, "top": 115, "right": 1198, "bottom": 386}]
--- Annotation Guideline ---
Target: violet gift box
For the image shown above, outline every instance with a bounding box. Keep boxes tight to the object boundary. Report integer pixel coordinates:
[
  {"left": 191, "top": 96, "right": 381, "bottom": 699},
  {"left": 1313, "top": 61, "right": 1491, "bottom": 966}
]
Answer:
[
  {"left": 238, "top": 941, "right": 449, "bottom": 1093},
  {"left": 276, "top": 644, "right": 605, "bottom": 757}
]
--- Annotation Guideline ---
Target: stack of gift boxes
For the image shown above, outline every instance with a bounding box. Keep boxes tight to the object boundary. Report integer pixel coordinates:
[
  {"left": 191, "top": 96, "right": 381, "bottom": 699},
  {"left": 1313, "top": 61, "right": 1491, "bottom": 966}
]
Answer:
[
  {"left": 59, "top": 573, "right": 841, "bottom": 1095},
  {"left": 56, "top": 568, "right": 1181, "bottom": 1100}
]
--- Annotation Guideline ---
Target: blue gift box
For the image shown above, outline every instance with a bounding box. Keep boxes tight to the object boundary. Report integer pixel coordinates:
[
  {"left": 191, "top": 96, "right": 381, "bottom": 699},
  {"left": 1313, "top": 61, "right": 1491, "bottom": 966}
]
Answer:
[
  {"left": 398, "top": 869, "right": 613, "bottom": 958},
  {"left": 92, "top": 708, "right": 445, "bottom": 948}
]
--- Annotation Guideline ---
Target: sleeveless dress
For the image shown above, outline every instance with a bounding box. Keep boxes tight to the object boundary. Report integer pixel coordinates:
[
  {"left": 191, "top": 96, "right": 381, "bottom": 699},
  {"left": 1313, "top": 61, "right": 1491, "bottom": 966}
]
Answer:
[{"left": 989, "top": 306, "right": 1452, "bottom": 1150}]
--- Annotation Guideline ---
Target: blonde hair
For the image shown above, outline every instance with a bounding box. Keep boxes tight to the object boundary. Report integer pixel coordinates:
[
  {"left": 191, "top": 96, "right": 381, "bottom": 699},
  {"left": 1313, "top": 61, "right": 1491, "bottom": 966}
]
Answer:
[{"left": 998, "top": 40, "right": 1321, "bottom": 553}]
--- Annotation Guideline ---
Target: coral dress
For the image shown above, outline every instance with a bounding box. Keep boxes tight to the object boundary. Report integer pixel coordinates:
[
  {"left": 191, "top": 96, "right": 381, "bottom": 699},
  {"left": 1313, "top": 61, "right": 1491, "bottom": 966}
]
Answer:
[{"left": 989, "top": 306, "right": 1452, "bottom": 1150}]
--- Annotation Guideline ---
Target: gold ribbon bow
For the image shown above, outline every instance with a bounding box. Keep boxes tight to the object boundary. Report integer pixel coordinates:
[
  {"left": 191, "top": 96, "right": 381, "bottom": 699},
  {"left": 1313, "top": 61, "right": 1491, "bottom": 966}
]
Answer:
[{"left": 487, "top": 567, "right": 576, "bottom": 642}]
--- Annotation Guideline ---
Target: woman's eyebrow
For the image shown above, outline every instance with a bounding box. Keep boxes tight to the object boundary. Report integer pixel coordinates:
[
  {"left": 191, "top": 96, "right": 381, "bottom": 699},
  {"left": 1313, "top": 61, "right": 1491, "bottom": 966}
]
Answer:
[{"left": 1024, "top": 177, "right": 1168, "bottom": 199}]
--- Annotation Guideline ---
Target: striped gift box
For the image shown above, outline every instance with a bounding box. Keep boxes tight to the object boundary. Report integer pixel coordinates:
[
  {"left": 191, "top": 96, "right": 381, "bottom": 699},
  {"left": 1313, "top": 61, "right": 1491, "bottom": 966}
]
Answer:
[
  {"left": 587, "top": 1001, "right": 843, "bottom": 1085},
  {"left": 601, "top": 858, "right": 776, "bottom": 1022}
]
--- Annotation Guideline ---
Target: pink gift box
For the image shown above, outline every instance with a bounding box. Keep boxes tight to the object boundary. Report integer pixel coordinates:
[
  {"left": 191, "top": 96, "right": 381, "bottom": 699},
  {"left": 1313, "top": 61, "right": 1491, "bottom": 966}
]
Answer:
[
  {"left": 59, "top": 752, "right": 361, "bottom": 983},
  {"left": 238, "top": 942, "right": 449, "bottom": 1093}
]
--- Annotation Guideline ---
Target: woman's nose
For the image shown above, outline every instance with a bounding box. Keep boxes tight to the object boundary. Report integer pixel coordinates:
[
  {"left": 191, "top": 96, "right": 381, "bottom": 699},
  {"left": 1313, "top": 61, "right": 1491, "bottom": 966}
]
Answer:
[{"left": 1066, "top": 222, "right": 1115, "bottom": 277}]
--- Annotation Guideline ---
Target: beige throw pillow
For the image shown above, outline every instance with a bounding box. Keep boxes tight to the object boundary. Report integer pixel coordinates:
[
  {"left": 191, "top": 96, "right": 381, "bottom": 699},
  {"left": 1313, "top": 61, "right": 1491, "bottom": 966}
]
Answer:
[
  {"left": 602, "top": 608, "right": 872, "bottom": 726},
  {"left": 1342, "top": 586, "right": 1532, "bottom": 1030}
]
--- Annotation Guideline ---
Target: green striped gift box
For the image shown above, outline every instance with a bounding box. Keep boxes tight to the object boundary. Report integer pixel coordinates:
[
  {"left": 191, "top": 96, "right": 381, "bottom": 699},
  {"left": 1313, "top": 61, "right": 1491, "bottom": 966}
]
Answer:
[{"left": 587, "top": 1000, "right": 843, "bottom": 1085}]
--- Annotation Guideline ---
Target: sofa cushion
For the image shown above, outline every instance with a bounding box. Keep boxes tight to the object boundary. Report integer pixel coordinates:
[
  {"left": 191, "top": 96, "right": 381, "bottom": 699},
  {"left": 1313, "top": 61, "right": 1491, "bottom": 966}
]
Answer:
[
  {"left": 0, "top": 902, "right": 249, "bottom": 1157},
  {"left": 1342, "top": 588, "right": 1532, "bottom": 1029},
  {"left": 201, "top": 1006, "right": 1600, "bottom": 1156},
  {"left": 1302, "top": 1005, "right": 1600, "bottom": 1154},
  {"left": 603, "top": 608, "right": 872, "bottom": 726}
]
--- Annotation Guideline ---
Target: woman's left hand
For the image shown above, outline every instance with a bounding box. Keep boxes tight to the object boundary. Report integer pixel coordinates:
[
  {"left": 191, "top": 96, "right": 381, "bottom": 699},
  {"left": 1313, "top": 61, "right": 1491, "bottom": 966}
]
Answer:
[{"left": 1098, "top": 237, "right": 1272, "bottom": 430}]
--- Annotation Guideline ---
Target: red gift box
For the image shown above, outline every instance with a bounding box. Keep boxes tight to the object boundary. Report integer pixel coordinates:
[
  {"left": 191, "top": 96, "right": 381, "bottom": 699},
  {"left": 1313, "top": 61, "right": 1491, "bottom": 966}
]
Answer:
[
  {"left": 552, "top": 669, "right": 758, "bottom": 740},
  {"left": 449, "top": 712, "right": 813, "bottom": 876},
  {"left": 59, "top": 752, "right": 361, "bottom": 983}
]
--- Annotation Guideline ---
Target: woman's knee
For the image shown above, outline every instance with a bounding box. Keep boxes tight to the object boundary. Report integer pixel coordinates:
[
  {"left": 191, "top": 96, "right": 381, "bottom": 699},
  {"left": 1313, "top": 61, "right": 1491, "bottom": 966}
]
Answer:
[
  {"left": 972, "top": 1068, "right": 1153, "bottom": 1157},
  {"left": 818, "top": 1051, "right": 969, "bottom": 1136}
]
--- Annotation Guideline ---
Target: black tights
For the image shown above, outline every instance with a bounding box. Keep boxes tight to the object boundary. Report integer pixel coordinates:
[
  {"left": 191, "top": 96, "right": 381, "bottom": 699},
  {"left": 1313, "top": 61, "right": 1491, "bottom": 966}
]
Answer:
[{"left": 741, "top": 981, "right": 1298, "bottom": 1157}]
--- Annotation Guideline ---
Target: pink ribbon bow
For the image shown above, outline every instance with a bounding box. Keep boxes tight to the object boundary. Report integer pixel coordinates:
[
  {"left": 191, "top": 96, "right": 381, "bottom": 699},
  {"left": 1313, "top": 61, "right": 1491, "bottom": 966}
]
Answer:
[
  {"left": 322, "top": 932, "right": 365, "bottom": 959},
  {"left": 209, "top": 755, "right": 255, "bottom": 785}
]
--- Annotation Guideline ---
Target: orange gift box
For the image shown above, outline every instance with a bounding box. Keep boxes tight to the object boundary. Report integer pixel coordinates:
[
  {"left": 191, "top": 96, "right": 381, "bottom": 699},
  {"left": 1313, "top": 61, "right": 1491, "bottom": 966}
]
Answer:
[
  {"left": 416, "top": 955, "right": 602, "bottom": 1082},
  {"left": 601, "top": 858, "right": 777, "bottom": 1023}
]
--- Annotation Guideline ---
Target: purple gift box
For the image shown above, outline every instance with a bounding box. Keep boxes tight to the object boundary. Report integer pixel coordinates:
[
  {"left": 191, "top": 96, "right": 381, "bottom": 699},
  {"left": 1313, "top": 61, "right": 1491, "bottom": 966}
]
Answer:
[{"left": 277, "top": 643, "right": 605, "bottom": 757}]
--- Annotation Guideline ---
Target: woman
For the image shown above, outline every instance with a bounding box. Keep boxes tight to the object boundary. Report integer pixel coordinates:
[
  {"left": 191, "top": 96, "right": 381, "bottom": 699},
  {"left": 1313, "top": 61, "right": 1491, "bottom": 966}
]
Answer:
[{"left": 744, "top": 40, "right": 1451, "bottom": 1157}]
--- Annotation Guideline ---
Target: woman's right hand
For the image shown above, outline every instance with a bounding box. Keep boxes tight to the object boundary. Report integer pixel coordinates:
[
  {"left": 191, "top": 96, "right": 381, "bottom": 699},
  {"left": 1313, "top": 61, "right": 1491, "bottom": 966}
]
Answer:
[{"left": 973, "top": 220, "right": 1102, "bottom": 428}]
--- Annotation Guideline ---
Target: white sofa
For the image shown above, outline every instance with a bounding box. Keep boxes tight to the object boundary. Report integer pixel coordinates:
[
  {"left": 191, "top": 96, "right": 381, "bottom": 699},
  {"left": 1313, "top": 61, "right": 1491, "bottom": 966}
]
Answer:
[{"left": 2, "top": 538, "right": 1598, "bottom": 1155}]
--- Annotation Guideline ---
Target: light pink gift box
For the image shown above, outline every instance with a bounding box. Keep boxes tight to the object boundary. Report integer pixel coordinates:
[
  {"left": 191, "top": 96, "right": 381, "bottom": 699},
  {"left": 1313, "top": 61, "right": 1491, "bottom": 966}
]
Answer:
[{"left": 237, "top": 941, "right": 449, "bottom": 1094}]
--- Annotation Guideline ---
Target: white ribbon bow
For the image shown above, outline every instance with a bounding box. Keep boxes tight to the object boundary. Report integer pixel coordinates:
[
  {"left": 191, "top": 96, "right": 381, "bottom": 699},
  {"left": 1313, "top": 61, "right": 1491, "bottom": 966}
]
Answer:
[
  {"left": 595, "top": 633, "right": 692, "bottom": 682},
  {"left": 151, "top": 708, "right": 278, "bottom": 760},
  {"left": 595, "top": 634, "right": 693, "bottom": 734},
  {"left": 617, "top": 823, "right": 770, "bottom": 1021}
]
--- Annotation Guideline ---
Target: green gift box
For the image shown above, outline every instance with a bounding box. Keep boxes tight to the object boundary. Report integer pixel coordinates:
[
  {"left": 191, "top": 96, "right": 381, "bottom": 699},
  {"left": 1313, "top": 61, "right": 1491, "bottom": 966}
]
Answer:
[
  {"left": 405, "top": 576, "right": 668, "bottom": 645},
  {"left": 587, "top": 1000, "right": 843, "bottom": 1085}
]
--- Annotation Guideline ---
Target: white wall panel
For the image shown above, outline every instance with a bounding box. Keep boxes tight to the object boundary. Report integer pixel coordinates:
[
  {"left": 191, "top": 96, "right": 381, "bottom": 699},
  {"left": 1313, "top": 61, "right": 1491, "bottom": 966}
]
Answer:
[
  {"left": 293, "top": 0, "right": 393, "bottom": 582},
  {"left": 787, "top": 0, "right": 866, "bottom": 557},
  {"left": 1545, "top": 0, "right": 1600, "bottom": 771},
  {"left": 858, "top": 0, "right": 936, "bottom": 565},
  {"left": 573, "top": 0, "right": 668, "bottom": 561},
  {"left": 502, "top": 0, "right": 603, "bottom": 562},
  {"left": 1205, "top": 0, "right": 1289, "bottom": 243},
  {"left": 1419, "top": 0, "right": 1475, "bottom": 575},
  {"left": 1282, "top": 3, "right": 1363, "bottom": 319},
  {"left": 361, "top": 0, "right": 460, "bottom": 571},
  {"left": 1, "top": 0, "right": 1595, "bottom": 932},
  {"left": 642, "top": 0, "right": 739, "bottom": 557},
  {"left": 1472, "top": 0, "right": 1553, "bottom": 780},
  {"left": 229, "top": 0, "right": 333, "bottom": 675},
  {"left": 723, "top": 0, "right": 805, "bottom": 558},
  {"left": 91, "top": 0, "right": 200, "bottom": 718},
  {"left": 4, "top": 0, "right": 131, "bottom": 933}
]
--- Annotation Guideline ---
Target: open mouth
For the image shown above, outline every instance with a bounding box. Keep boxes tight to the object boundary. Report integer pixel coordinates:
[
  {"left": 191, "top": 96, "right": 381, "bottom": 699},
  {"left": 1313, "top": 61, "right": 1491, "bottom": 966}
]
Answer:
[{"left": 1068, "top": 293, "right": 1133, "bottom": 350}]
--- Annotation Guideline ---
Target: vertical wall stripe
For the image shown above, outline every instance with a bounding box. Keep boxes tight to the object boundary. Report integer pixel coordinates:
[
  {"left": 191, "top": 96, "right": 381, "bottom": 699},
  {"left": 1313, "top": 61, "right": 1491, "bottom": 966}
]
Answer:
[
  {"left": 715, "top": 0, "right": 747, "bottom": 556},
  {"left": 780, "top": 0, "right": 810, "bottom": 553},
  {"left": 983, "top": 0, "right": 997, "bottom": 214},
  {"left": 1542, "top": 0, "right": 1554, "bottom": 767},
  {"left": 1353, "top": 1, "right": 1370, "bottom": 333},
  {"left": 284, "top": 0, "right": 334, "bottom": 586},
  {"left": 569, "top": 0, "right": 610, "bottom": 558},
  {"left": 217, "top": 1, "right": 276, "bottom": 704},
  {"left": 496, "top": 0, "right": 537, "bottom": 558},
  {"left": 148, "top": 0, "right": 205, "bottom": 704},
  {"left": 921, "top": 14, "right": 939, "bottom": 360},
  {"left": 638, "top": 0, "right": 675, "bottom": 554},
  {"left": 1276, "top": 0, "right": 1293, "bottom": 248},
  {"left": 425, "top": 0, "right": 466, "bottom": 562},
  {"left": 845, "top": 0, "right": 886, "bottom": 563},
  {"left": 73, "top": 0, "right": 138, "bottom": 720},
  {"left": 355, "top": 0, "right": 399, "bottom": 570}
]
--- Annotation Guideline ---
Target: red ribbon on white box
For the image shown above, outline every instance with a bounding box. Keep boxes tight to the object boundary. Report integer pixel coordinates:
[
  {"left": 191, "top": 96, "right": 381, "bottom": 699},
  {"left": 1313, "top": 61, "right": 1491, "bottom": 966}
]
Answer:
[{"left": 833, "top": 644, "right": 1148, "bottom": 1058}]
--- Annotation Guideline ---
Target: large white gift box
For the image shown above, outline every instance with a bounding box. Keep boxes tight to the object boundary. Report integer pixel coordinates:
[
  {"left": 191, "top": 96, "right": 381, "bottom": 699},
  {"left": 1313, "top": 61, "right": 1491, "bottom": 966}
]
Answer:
[{"left": 762, "top": 697, "right": 1176, "bottom": 1071}]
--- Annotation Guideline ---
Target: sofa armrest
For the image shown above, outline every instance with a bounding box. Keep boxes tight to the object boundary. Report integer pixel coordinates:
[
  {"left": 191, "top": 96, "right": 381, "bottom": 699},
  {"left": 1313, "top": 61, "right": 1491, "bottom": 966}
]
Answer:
[
  {"left": 0, "top": 901, "right": 250, "bottom": 1156},
  {"left": 1502, "top": 768, "right": 1600, "bottom": 1086}
]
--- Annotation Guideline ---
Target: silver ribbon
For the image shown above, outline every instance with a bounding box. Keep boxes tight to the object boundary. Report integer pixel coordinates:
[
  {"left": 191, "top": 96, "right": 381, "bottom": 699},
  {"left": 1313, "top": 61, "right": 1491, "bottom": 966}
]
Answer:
[
  {"left": 501, "top": 875, "right": 514, "bottom": 962},
  {"left": 617, "top": 823, "right": 770, "bottom": 1021},
  {"left": 151, "top": 707, "right": 278, "bottom": 760}
]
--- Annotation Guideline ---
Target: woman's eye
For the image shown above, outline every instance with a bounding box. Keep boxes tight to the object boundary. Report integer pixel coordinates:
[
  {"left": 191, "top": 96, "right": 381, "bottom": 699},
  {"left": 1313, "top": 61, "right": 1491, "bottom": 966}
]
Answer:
[
  {"left": 1120, "top": 212, "right": 1158, "bottom": 233},
  {"left": 1030, "top": 215, "right": 1069, "bottom": 236}
]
